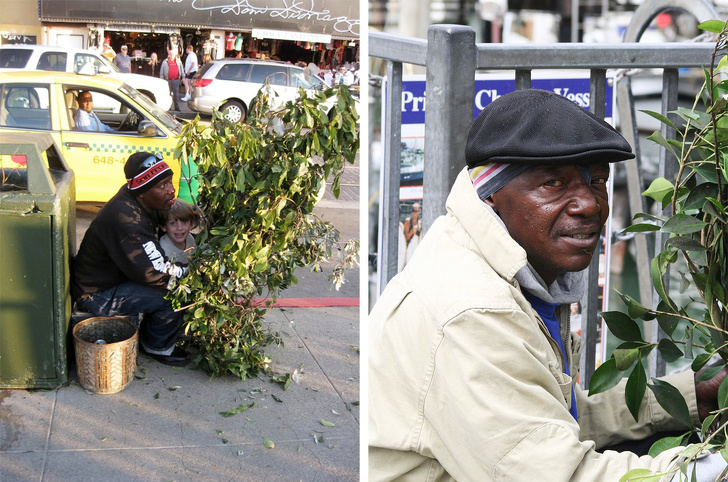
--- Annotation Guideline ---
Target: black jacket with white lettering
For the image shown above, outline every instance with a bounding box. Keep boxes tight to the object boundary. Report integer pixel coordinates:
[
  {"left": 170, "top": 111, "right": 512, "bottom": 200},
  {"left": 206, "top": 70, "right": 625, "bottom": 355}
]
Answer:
[{"left": 71, "top": 185, "right": 182, "bottom": 300}]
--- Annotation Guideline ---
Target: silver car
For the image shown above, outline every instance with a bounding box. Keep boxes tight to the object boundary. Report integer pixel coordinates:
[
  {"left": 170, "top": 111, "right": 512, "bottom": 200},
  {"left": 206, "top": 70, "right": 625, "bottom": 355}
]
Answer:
[{"left": 188, "top": 59, "right": 331, "bottom": 123}]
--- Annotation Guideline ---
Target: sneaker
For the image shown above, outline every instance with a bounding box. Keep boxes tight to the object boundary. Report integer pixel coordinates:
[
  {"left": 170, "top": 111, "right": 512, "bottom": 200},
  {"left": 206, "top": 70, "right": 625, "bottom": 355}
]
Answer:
[{"left": 181, "top": 94, "right": 190, "bottom": 101}]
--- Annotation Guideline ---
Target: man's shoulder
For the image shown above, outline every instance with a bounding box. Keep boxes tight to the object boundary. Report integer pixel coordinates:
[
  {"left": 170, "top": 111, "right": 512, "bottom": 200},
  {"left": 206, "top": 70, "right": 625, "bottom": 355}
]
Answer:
[{"left": 390, "top": 225, "right": 522, "bottom": 319}]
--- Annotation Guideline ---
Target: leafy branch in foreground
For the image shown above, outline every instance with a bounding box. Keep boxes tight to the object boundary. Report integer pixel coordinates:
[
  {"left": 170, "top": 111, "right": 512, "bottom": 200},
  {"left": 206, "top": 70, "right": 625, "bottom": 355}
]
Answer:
[
  {"left": 591, "top": 19, "right": 728, "bottom": 475},
  {"left": 167, "top": 84, "right": 359, "bottom": 380}
]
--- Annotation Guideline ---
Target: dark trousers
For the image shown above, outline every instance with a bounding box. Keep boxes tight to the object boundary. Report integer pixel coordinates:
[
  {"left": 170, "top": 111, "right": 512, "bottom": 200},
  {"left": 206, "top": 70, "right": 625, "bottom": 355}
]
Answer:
[
  {"left": 76, "top": 281, "right": 183, "bottom": 355},
  {"left": 168, "top": 78, "right": 181, "bottom": 110}
]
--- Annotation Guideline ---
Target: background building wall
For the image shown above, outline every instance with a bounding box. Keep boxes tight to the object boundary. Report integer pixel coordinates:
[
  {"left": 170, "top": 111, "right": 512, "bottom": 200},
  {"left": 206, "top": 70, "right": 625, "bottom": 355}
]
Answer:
[{"left": 1, "top": 0, "right": 42, "bottom": 43}]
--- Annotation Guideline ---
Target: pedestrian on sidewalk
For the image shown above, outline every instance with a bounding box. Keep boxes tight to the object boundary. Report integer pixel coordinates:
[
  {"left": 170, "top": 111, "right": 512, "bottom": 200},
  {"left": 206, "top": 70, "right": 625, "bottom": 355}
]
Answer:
[
  {"left": 181, "top": 45, "right": 198, "bottom": 102},
  {"left": 160, "top": 49, "right": 184, "bottom": 111},
  {"left": 113, "top": 45, "right": 132, "bottom": 73},
  {"left": 71, "top": 151, "right": 189, "bottom": 366}
]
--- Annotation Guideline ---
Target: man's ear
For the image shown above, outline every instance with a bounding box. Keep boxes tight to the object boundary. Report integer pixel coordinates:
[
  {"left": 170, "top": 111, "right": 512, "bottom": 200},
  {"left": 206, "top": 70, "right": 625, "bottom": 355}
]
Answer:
[{"left": 484, "top": 193, "right": 498, "bottom": 213}]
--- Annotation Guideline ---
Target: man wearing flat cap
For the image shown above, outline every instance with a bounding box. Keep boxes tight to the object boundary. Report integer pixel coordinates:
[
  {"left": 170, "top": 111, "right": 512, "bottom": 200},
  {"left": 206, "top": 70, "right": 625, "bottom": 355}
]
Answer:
[
  {"left": 368, "top": 90, "right": 727, "bottom": 480},
  {"left": 72, "top": 151, "right": 189, "bottom": 366}
]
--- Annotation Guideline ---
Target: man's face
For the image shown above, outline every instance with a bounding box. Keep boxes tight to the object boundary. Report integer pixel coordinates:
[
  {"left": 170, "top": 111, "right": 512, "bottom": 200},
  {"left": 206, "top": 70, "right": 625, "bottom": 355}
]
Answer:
[
  {"left": 486, "top": 164, "right": 610, "bottom": 286},
  {"left": 137, "top": 175, "right": 176, "bottom": 212},
  {"left": 78, "top": 93, "right": 93, "bottom": 113}
]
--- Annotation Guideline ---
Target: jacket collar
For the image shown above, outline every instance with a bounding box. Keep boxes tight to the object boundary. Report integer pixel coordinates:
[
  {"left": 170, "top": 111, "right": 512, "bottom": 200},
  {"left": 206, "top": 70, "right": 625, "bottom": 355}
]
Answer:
[{"left": 446, "top": 167, "right": 527, "bottom": 283}]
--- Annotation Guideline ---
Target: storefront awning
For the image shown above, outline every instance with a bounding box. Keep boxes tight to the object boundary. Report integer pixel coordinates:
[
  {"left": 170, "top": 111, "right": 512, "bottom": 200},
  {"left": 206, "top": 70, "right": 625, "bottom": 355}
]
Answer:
[
  {"left": 39, "top": 0, "right": 360, "bottom": 40},
  {"left": 252, "top": 28, "right": 331, "bottom": 44}
]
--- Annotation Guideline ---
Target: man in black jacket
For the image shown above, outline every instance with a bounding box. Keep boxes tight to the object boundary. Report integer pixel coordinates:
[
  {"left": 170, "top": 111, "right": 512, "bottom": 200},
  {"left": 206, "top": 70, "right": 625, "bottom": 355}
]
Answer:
[{"left": 72, "top": 151, "right": 188, "bottom": 366}]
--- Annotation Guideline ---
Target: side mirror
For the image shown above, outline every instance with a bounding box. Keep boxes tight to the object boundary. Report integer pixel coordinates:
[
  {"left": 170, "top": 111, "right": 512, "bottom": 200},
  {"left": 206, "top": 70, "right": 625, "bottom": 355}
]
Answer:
[{"left": 137, "top": 120, "right": 161, "bottom": 137}]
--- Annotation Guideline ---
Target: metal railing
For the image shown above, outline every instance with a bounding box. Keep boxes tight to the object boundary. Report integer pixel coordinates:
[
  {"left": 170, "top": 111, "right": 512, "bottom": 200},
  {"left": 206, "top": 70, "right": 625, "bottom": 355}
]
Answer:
[{"left": 370, "top": 0, "right": 722, "bottom": 387}]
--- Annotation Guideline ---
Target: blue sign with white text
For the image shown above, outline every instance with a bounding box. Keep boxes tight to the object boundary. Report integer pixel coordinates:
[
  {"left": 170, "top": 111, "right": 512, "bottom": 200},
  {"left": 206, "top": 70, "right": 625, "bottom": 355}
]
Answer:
[{"left": 400, "top": 76, "right": 613, "bottom": 125}]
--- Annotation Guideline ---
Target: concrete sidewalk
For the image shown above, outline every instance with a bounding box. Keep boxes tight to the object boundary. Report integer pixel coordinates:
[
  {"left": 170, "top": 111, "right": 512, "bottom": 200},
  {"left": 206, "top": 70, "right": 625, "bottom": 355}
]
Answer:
[{"left": 0, "top": 159, "right": 361, "bottom": 481}]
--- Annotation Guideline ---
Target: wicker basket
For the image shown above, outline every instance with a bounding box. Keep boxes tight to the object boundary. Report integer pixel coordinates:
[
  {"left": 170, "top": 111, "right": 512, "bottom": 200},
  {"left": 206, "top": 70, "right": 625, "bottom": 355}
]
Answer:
[{"left": 73, "top": 316, "right": 138, "bottom": 395}]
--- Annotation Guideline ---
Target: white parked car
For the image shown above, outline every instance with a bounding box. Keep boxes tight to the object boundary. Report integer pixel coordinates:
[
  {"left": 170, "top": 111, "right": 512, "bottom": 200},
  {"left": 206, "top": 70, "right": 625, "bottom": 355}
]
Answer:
[
  {"left": 0, "top": 45, "right": 173, "bottom": 111},
  {"left": 188, "top": 58, "right": 335, "bottom": 123}
]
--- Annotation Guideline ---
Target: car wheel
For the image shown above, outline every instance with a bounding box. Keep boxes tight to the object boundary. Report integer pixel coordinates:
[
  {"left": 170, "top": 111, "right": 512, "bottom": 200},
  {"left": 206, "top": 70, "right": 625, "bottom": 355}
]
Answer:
[{"left": 221, "top": 100, "right": 246, "bottom": 123}]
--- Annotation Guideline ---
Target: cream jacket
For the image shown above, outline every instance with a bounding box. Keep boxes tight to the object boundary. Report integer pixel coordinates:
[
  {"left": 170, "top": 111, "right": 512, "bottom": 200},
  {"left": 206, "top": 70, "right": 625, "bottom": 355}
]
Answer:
[{"left": 368, "top": 168, "right": 700, "bottom": 481}]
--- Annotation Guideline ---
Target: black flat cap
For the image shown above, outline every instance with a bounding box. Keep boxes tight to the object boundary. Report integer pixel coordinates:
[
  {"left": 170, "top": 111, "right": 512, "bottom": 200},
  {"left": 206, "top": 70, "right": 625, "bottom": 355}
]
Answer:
[{"left": 465, "top": 89, "right": 635, "bottom": 168}]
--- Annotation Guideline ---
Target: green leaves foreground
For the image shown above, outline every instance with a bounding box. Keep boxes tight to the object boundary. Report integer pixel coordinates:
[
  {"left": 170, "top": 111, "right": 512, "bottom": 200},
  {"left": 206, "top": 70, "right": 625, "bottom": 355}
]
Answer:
[
  {"left": 595, "top": 20, "right": 728, "bottom": 474},
  {"left": 167, "top": 84, "right": 359, "bottom": 379}
]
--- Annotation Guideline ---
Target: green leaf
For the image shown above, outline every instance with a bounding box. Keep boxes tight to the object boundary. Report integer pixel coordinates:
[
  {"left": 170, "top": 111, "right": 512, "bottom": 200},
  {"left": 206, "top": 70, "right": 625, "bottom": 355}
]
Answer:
[
  {"left": 625, "top": 358, "right": 647, "bottom": 421},
  {"left": 702, "top": 413, "right": 717, "bottom": 438},
  {"left": 662, "top": 214, "right": 708, "bottom": 235},
  {"left": 614, "top": 348, "right": 641, "bottom": 370},
  {"left": 640, "top": 110, "right": 679, "bottom": 131},
  {"left": 646, "top": 133, "right": 678, "bottom": 173},
  {"left": 632, "top": 212, "right": 666, "bottom": 223},
  {"left": 665, "top": 236, "right": 706, "bottom": 252},
  {"left": 647, "top": 433, "right": 688, "bottom": 458},
  {"left": 656, "top": 339, "right": 683, "bottom": 363},
  {"left": 235, "top": 169, "right": 247, "bottom": 192},
  {"left": 698, "top": 20, "right": 727, "bottom": 34},
  {"left": 718, "top": 374, "right": 728, "bottom": 410},
  {"left": 696, "top": 365, "right": 724, "bottom": 383},
  {"left": 320, "top": 419, "right": 336, "bottom": 427},
  {"left": 622, "top": 223, "right": 661, "bottom": 233},
  {"left": 219, "top": 402, "right": 255, "bottom": 418},
  {"left": 588, "top": 358, "right": 624, "bottom": 396},
  {"left": 684, "top": 182, "right": 719, "bottom": 211},
  {"left": 263, "top": 436, "right": 275, "bottom": 449},
  {"left": 691, "top": 352, "right": 713, "bottom": 372},
  {"left": 648, "top": 379, "right": 692, "bottom": 428},
  {"left": 642, "top": 177, "right": 674, "bottom": 205},
  {"left": 619, "top": 468, "right": 662, "bottom": 482},
  {"left": 651, "top": 252, "right": 677, "bottom": 310},
  {"left": 617, "top": 290, "right": 651, "bottom": 319},
  {"left": 600, "top": 311, "right": 644, "bottom": 342}
]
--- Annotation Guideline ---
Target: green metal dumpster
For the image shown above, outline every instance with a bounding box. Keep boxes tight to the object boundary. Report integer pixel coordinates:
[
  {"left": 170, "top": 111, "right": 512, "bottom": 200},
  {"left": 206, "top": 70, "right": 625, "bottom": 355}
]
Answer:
[{"left": 0, "top": 132, "right": 75, "bottom": 389}]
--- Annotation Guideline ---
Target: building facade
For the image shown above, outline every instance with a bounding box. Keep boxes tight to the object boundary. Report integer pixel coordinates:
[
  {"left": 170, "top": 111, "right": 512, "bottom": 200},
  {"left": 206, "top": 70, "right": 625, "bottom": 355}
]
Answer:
[{"left": 2, "top": 0, "right": 360, "bottom": 74}]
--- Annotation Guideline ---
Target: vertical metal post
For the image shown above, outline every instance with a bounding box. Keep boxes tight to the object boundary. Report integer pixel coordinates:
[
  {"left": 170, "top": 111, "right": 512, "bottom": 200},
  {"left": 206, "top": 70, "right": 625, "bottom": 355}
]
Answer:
[
  {"left": 514, "top": 70, "right": 532, "bottom": 91},
  {"left": 617, "top": 77, "right": 652, "bottom": 310},
  {"left": 571, "top": 0, "right": 579, "bottom": 42},
  {"left": 580, "top": 70, "right": 607, "bottom": 389},
  {"left": 422, "top": 25, "right": 476, "bottom": 233},
  {"left": 378, "top": 60, "right": 404, "bottom": 292},
  {"left": 649, "top": 68, "right": 679, "bottom": 377}
]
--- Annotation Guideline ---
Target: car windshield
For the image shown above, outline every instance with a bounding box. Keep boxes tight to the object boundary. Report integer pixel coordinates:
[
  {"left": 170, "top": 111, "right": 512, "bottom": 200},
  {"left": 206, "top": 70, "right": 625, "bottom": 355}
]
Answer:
[
  {"left": 119, "top": 83, "right": 182, "bottom": 134},
  {"left": 97, "top": 55, "right": 122, "bottom": 74}
]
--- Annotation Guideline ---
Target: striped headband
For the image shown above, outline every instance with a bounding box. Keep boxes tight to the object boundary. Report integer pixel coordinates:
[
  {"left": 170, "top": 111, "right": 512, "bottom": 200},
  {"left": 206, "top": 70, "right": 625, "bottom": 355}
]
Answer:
[
  {"left": 469, "top": 163, "right": 596, "bottom": 201},
  {"left": 469, "top": 162, "right": 530, "bottom": 201},
  {"left": 126, "top": 154, "right": 172, "bottom": 194}
]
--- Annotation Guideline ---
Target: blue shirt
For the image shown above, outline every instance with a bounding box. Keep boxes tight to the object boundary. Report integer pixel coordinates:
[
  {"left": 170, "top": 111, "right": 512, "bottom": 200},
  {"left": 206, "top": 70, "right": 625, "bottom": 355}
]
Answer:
[
  {"left": 74, "top": 110, "right": 113, "bottom": 132},
  {"left": 522, "top": 290, "right": 578, "bottom": 421}
]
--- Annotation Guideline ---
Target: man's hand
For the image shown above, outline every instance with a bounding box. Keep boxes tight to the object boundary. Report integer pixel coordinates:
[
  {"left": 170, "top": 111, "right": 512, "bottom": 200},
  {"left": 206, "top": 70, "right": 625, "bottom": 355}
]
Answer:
[{"left": 695, "top": 361, "right": 728, "bottom": 421}]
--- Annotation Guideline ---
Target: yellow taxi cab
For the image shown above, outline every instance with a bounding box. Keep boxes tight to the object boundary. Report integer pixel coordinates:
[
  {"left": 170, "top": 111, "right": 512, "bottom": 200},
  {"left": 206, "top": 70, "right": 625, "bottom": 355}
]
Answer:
[{"left": 0, "top": 70, "right": 195, "bottom": 203}]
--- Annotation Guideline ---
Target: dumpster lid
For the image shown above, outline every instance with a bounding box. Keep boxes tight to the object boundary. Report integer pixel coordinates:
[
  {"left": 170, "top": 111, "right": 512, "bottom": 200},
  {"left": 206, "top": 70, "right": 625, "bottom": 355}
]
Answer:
[{"left": 0, "top": 132, "right": 70, "bottom": 194}]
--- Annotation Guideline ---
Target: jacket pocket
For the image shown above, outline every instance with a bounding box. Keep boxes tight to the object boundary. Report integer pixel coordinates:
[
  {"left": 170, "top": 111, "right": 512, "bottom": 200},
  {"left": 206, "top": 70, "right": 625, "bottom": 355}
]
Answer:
[{"left": 548, "top": 361, "right": 573, "bottom": 411}]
